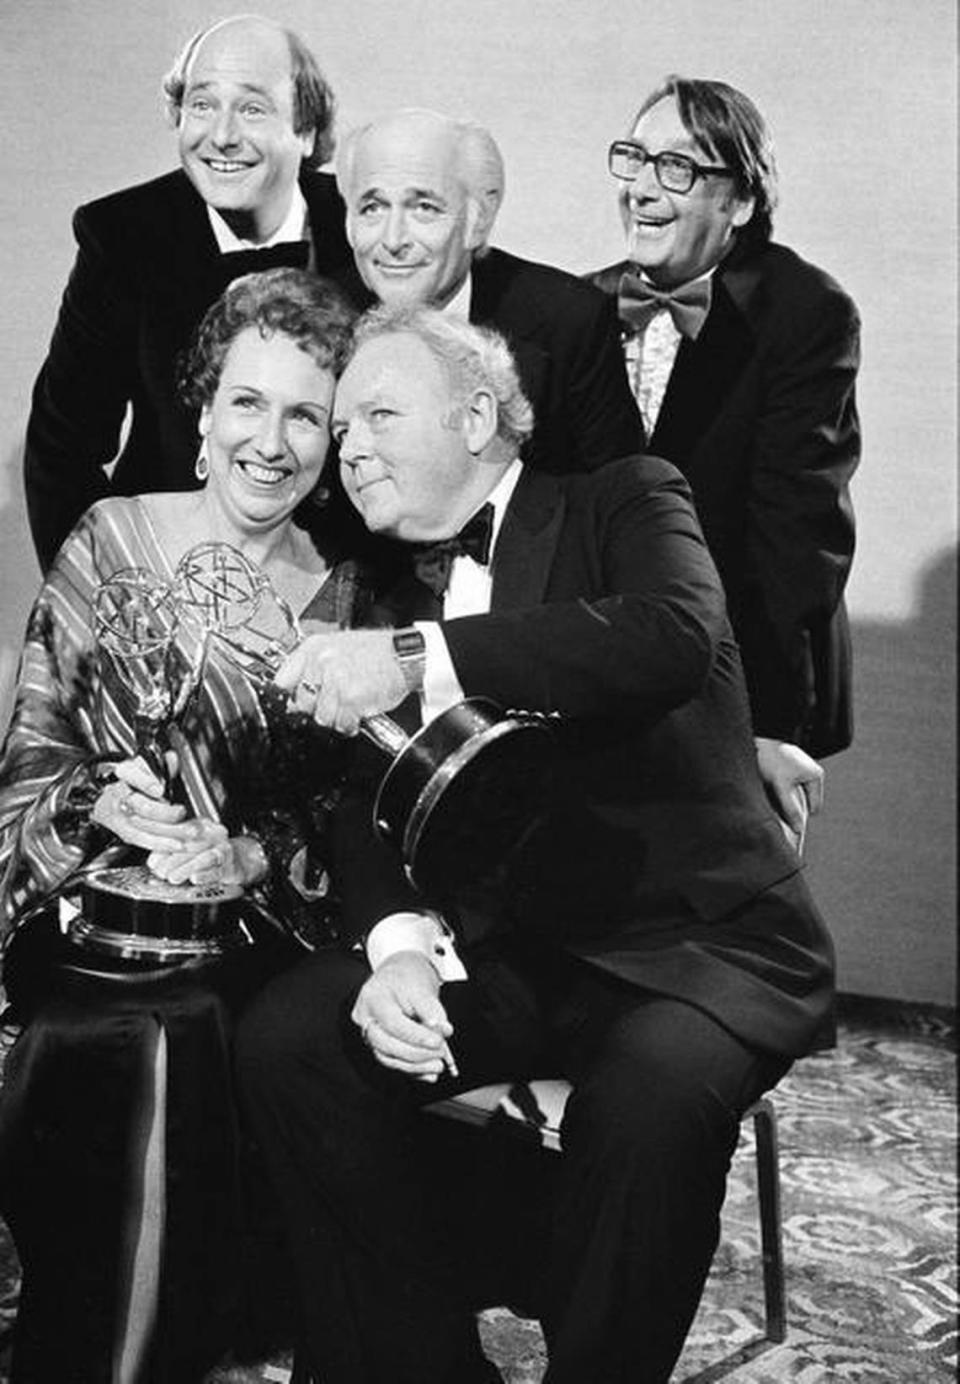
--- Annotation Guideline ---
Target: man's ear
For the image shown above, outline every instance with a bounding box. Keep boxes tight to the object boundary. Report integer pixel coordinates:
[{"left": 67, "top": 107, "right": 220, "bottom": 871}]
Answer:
[
  {"left": 731, "top": 194, "right": 756, "bottom": 230},
  {"left": 461, "top": 387, "right": 498, "bottom": 455},
  {"left": 465, "top": 191, "right": 501, "bottom": 252}
]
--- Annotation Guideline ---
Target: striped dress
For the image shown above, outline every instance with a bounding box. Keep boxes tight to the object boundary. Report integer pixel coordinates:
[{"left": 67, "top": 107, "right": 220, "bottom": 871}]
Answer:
[{"left": 0, "top": 494, "right": 365, "bottom": 951}]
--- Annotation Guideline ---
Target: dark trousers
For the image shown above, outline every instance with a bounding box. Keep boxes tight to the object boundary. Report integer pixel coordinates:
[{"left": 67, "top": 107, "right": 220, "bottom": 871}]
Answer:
[
  {"left": 0, "top": 922, "right": 299, "bottom": 1384},
  {"left": 235, "top": 940, "right": 790, "bottom": 1384}
]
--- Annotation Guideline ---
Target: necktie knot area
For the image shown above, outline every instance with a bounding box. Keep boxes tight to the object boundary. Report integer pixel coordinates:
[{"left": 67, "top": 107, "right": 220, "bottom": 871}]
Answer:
[
  {"left": 617, "top": 271, "right": 711, "bottom": 341},
  {"left": 410, "top": 503, "right": 495, "bottom": 597}
]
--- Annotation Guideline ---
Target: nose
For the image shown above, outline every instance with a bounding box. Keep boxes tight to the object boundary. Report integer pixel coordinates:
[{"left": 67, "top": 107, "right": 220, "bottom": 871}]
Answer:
[
  {"left": 211, "top": 105, "right": 241, "bottom": 149},
  {"left": 338, "top": 415, "right": 372, "bottom": 466},
  {"left": 255, "top": 409, "right": 288, "bottom": 461},
  {"left": 625, "top": 155, "right": 662, "bottom": 202},
  {"left": 381, "top": 205, "right": 411, "bottom": 253}
]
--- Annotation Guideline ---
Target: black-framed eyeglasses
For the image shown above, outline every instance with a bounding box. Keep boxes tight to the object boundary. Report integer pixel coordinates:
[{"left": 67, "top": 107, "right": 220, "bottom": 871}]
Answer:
[{"left": 608, "top": 140, "right": 734, "bottom": 195}]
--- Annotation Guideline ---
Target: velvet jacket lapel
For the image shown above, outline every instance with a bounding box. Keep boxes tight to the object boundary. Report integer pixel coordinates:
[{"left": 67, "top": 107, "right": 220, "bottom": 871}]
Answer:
[
  {"left": 469, "top": 250, "right": 551, "bottom": 425},
  {"left": 650, "top": 268, "right": 757, "bottom": 465},
  {"left": 490, "top": 466, "right": 565, "bottom": 612}
]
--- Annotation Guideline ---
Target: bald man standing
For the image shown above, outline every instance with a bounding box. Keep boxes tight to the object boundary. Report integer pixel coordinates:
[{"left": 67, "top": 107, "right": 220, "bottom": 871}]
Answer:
[
  {"left": 24, "top": 14, "right": 364, "bottom": 571},
  {"left": 337, "top": 108, "right": 644, "bottom": 479}
]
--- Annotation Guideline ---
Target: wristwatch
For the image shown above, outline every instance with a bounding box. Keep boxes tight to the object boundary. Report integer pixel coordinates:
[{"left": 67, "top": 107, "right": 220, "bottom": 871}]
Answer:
[{"left": 392, "top": 627, "right": 426, "bottom": 693}]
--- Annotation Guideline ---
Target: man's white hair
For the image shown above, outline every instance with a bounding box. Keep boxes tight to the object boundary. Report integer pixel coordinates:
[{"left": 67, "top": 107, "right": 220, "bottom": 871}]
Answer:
[
  {"left": 336, "top": 108, "right": 504, "bottom": 251},
  {"left": 352, "top": 305, "right": 534, "bottom": 448}
]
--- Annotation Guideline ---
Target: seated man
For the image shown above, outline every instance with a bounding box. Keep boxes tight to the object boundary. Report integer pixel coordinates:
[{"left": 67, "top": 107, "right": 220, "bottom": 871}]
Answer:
[
  {"left": 236, "top": 309, "right": 835, "bottom": 1384},
  {"left": 587, "top": 76, "right": 861, "bottom": 848},
  {"left": 336, "top": 105, "right": 644, "bottom": 476}
]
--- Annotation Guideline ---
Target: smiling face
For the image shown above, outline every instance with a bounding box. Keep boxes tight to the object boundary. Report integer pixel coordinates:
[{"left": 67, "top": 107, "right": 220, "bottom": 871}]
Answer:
[
  {"left": 178, "top": 18, "right": 311, "bottom": 241},
  {"left": 619, "top": 96, "right": 754, "bottom": 288},
  {"left": 199, "top": 327, "right": 334, "bottom": 538},
  {"left": 332, "top": 333, "right": 484, "bottom": 541},
  {"left": 344, "top": 115, "right": 482, "bottom": 309}
]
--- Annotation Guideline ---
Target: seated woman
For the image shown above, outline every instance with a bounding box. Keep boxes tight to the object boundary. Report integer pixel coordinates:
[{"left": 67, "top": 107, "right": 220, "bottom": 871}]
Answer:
[{"left": 0, "top": 268, "right": 364, "bottom": 1384}]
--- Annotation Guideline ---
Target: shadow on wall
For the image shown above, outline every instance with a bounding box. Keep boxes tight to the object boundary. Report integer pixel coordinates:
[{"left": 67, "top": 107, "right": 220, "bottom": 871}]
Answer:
[
  {"left": 808, "top": 543, "right": 958, "bottom": 1007},
  {"left": 0, "top": 440, "right": 41, "bottom": 736}
]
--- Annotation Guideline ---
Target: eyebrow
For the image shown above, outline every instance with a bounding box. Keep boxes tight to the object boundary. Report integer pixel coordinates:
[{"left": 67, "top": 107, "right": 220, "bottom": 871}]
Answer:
[
  {"left": 184, "top": 79, "right": 276, "bottom": 101},
  {"left": 356, "top": 184, "right": 448, "bottom": 204},
  {"left": 227, "top": 383, "right": 330, "bottom": 413}
]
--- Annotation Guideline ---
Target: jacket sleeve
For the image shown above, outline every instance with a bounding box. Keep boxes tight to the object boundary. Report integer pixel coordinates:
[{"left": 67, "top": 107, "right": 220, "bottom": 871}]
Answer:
[
  {"left": 737, "top": 279, "right": 860, "bottom": 752},
  {"left": 24, "top": 203, "right": 139, "bottom": 572},
  {"left": 444, "top": 464, "right": 727, "bottom": 720}
]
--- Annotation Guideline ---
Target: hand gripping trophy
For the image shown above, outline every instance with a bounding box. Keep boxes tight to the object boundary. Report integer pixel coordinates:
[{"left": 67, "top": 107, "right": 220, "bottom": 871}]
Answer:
[
  {"left": 173, "top": 543, "right": 558, "bottom": 903},
  {"left": 72, "top": 565, "right": 243, "bottom": 965},
  {"left": 74, "top": 543, "right": 555, "bottom": 964}
]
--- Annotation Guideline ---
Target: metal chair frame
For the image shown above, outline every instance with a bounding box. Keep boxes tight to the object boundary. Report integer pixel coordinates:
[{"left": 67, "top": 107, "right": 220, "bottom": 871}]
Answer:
[{"left": 426, "top": 1079, "right": 786, "bottom": 1345}]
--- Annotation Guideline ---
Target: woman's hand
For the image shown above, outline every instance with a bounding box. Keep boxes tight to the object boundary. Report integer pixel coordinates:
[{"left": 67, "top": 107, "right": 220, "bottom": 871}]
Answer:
[
  {"left": 147, "top": 825, "right": 269, "bottom": 889},
  {"left": 91, "top": 754, "right": 189, "bottom": 851}
]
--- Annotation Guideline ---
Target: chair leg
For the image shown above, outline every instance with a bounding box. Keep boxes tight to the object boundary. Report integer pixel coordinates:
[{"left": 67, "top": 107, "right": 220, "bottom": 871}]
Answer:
[{"left": 750, "top": 1097, "right": 786, "bottom": 1343}]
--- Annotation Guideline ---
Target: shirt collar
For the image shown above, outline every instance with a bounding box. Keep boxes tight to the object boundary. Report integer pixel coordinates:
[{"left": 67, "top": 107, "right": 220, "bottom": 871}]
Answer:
[
  {"left": 440, "top": 272, "right": 473, "bottom": 320},
  {"left": 478, "top": 456, "right": 524, "bottom": 560},
  {"left": 632, "top": 265, "right": 716, "bottom": 292},
  {"left": 206, "top": 184, "right": 309, "bottom": 253}
]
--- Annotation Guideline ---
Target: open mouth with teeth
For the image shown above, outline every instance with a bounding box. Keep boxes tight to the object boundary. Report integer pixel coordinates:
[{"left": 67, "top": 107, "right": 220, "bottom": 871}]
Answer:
[
  {"left": 204, "top": 159, "right": 255, "bottom": 175},
  {"left": 236, "top": 460, "right": 293, "bottom": 486}
]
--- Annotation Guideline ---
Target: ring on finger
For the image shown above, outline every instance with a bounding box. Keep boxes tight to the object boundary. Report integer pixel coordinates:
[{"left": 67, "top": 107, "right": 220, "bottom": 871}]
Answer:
[{"left": 300, "top": 680, "right": 319, "bottom": 699}]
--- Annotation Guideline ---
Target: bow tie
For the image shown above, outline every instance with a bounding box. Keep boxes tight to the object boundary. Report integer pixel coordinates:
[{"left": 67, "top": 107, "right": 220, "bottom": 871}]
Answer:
[
  {"left": 220, "top": 241, "right": 311, "bottom": 276},
  {"left": 410, "top": 503, "right": 495, "bottom": 597},
  {"left": 617, "top": 271, "right": 712, "bottom": 340}
]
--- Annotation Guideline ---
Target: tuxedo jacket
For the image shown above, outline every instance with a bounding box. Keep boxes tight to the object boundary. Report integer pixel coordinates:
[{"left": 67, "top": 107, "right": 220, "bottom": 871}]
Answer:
[
  {"left": 588, "top": 241, "right": 860, "bottom": 757},
  {"left": 337, "top": 459, "right": 834, "bottom": 1059},
  {"left": 467, "top": 248, "right": 644, "bottom": 476},
  {"left": 24, "top": 168, "right": 366, "bottom": 571}
]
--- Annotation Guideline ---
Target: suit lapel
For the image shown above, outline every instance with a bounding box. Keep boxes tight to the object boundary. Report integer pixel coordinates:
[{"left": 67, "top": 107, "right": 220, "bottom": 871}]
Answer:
[
  {"left": 491, "top": 467, "right": 565, "bottom": 611},
  {"left": 651, "top": 273, "right": 755, "bottom": 465},
  {"left": 470, "top": 251, "right": 551, "bottom": 424}
]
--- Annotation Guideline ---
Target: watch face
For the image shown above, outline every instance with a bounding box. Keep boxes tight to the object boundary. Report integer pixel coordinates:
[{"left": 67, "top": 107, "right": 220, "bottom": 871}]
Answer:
[{"left": 393, "top": 629, "right": 426, "bottom": 660}]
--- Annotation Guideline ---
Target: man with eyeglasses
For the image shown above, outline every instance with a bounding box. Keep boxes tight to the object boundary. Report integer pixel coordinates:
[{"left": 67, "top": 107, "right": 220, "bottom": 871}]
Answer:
[{"left": 588, "top": 76, "right": 861, "bottom": 854}]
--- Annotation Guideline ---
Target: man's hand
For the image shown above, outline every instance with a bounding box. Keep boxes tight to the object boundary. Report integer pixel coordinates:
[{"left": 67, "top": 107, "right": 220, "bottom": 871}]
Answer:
[
  {"left": 275, "top": 630, "right": 408, "bottom": 734},
  {"left": 754, "top": 737, "right": 825, "bottom": 856},
  {"left": 351, "top": 951, "right": 456, "bottom": 1083}
]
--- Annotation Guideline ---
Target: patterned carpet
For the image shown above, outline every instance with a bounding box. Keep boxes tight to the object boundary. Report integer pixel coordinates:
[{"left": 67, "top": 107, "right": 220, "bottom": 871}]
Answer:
[{"left": 0, "top": 998, "right": 955, "bottom": 1382}]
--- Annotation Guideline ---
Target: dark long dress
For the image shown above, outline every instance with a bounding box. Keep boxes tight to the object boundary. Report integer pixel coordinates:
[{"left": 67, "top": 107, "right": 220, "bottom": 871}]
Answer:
[{"left": 0, "top": 497, "right": 364, "bottom": 1382}]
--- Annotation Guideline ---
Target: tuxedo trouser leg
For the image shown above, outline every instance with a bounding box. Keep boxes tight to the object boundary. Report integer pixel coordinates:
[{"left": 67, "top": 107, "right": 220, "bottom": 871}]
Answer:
[
  {"left": 540, "top": 988, "right": 790, "bottom": 1384},
  {"left": 235, "top": 949, "right": 540, "bottom": 1384}
]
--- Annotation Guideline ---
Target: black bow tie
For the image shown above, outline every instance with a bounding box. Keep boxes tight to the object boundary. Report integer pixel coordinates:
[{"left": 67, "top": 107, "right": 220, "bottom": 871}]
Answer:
[
  {"left": 410, "top": 503, "right": 495, "bottom": 597},
  {"left": 220, "top": 241, "right": 311, "bottom": 276},
  {"left": 617, "top": 270, "right": 712, "bottom": 340}
]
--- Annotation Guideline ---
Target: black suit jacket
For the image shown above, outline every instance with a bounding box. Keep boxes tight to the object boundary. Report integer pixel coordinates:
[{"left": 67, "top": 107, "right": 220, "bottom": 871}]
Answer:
[
  {"left": 588, "top": 241, "right": 860, "bottom": 756},
  {"left": 350, "top": 247, "right": 645, "bottom": 479},
  {"left": 24, "top": 168, "right": 366, "bottom": 571},
  {"left": 469, "top": 248, "right": 644, "bottom": 475},
  {"left": 338, "top": 459, "right": 834, "bottom": 1059}
]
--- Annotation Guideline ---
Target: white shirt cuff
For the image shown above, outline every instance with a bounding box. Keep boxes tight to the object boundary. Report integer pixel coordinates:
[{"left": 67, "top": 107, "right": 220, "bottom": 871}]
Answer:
[
  {"left": 365, "top": 911, "right": 468, "bottom": 982},
  {"left": 416, "top": 621, "right": 464, "bottom": 720}
]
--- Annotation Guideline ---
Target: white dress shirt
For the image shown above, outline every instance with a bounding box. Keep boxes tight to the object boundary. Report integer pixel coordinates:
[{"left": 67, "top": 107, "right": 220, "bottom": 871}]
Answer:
[
  {"left": 206, "top": 186, "right": 311, "bottom": 254},
  {"left": 364, "top": 457, "right": 525, "bottom": 981}
]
